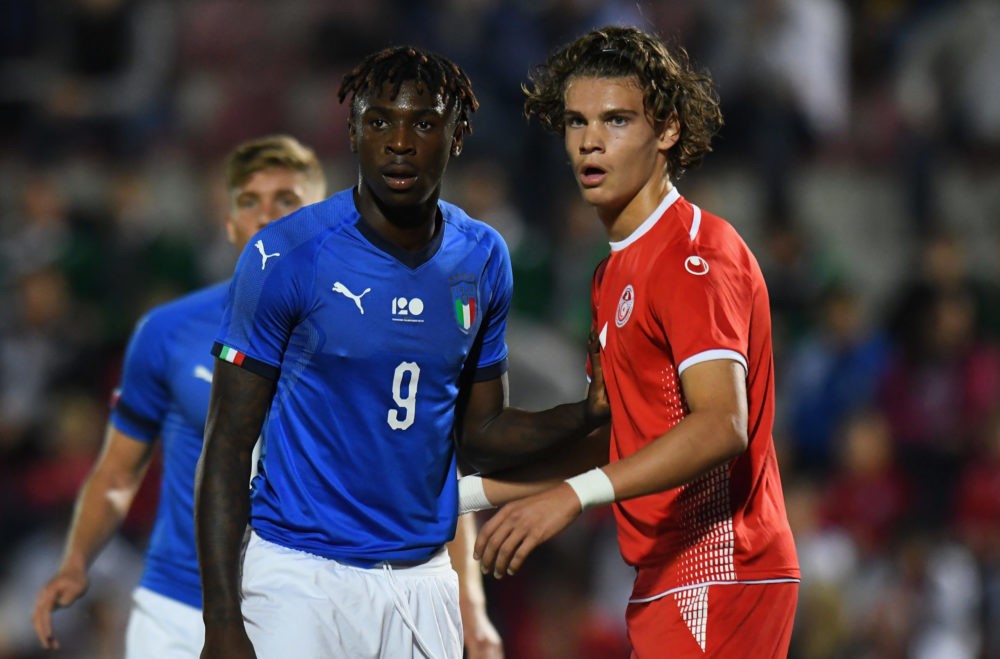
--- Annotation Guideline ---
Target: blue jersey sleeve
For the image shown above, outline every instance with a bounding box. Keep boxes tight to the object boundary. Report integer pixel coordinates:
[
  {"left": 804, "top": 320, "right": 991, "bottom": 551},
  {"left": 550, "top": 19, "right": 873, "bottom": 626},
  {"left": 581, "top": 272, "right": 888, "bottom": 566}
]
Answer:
[
  {"left": 213, "top": 225, "right": 313, "bottom": 380},
  {"left": 110, "top": 314, "right": 171, "bottom": 441},
  {"left": 472, "top": 228, "right": 513, "bottom": 380}
]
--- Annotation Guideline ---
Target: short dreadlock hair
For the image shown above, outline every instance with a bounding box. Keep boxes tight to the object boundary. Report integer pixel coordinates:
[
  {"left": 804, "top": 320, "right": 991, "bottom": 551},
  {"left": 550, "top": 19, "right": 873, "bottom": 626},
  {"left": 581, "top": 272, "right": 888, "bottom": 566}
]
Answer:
[
  {"left": 338, "top": 46, "right": 479, "bottom": 136},
  {"left": 523, "top": 25, "right": 723, "bottom": 179},
  {"left": 224, "top": 134, "right": 326, "bottom": 195}
]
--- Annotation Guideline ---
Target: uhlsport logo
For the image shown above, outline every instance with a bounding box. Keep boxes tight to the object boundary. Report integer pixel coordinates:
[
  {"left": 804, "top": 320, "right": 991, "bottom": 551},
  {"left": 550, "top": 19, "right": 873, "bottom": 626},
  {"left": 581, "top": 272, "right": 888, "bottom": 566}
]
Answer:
[
  {"left": 450, "top": 274, "right": 477, "bottom": 333},
  {"left": 684, "top": 255, "right": 709, "bottom": 275},
  {"left": 615, "top": 284, "right": 635, "bottom": 328}
]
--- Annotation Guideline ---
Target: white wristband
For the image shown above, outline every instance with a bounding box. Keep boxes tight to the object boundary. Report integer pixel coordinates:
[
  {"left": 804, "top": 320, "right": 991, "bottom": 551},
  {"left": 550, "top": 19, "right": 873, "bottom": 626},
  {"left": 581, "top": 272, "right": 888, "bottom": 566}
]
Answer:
[
  {"left": 565, "top": 468, "right": 615, "bottom": 510},
  {"left": 458, "top": 474, "right": 495, "bottom": 515}
]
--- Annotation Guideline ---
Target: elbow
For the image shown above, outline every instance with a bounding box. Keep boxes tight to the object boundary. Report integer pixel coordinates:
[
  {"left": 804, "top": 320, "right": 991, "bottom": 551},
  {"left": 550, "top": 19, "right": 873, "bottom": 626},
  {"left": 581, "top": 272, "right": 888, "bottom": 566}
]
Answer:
[{"left": 726, "top": 416, "right": 749, "bottom": 459}]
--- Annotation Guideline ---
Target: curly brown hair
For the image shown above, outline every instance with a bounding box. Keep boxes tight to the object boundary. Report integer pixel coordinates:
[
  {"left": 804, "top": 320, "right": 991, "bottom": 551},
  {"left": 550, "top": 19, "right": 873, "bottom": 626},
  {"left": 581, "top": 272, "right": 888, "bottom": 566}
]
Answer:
[{"left": 523, "top": 25, "right": 723, "bottom": 178}]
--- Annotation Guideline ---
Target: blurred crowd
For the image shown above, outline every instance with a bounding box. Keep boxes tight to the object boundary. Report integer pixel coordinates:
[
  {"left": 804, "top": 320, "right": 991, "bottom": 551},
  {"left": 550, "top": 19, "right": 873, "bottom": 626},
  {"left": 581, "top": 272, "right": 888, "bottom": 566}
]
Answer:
[{"left": 1, "top": 0, "right": 999, "bottom": 657}]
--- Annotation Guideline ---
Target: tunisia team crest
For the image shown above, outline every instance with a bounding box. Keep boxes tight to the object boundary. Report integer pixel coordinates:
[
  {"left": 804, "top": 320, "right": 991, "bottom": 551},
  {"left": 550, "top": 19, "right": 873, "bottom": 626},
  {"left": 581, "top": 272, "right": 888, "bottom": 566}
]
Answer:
[
  {"left": 615, "top": 284, "right": 635, "bottom": 328},
  {"left": 451, "top": 278, "right": 477, "bottom": 333}
]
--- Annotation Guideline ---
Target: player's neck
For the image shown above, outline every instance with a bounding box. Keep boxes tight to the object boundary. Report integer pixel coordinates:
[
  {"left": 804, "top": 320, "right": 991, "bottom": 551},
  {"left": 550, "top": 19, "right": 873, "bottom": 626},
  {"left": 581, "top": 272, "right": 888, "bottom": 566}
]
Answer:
[
  {"left": 354, "top": 186, "right": 441, "bottom": 252},
  {"left": 598, "top": 178, "right": 673, "bottom": 242}
]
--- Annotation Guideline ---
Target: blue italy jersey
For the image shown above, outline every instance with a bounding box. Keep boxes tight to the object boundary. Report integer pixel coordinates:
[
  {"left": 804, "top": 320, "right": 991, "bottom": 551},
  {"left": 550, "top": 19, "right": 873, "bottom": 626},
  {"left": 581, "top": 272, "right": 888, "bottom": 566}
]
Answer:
[
  {"left": 110, "top": 281, "right": 229, "bottom": 609},
  {"left": 213, "top": 188, "right": 512, "bottom": 565}
]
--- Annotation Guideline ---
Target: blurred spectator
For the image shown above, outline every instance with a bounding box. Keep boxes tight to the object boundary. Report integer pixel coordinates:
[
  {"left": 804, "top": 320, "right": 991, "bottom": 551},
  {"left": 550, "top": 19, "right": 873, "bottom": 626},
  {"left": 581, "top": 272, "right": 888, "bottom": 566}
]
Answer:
[
  {"left": 848, "top": 532, "right": 982, "bottom": 659},
  {"left": 878, "top": 286, "right": 1000, "bottom": 524},
  {"left": 952, "top": 409, "right": 1000, "bottom": 560},
  {"left": 705, "top": 0, "right": 850, "bottom": 218},
  {"left": 0, "top": 169, "right": 71, "bottom": 283},
  {"left": 0, "top": 267, "right": 96, "bottom": 453},
  {"left": 894, "top": 0, "right": 1000, "bottom": 234},
  {"left": 785, "top": 478, "right": 858, "bottom": 659},
  {"left": 887, "top": 231, "right": 998, "bottom": 349},
  {"left": 28, "top": 0, "right": 177, "bottom": 161},
  {"left": 818, "top": 409, "right": 913, "bottom": 558},
  {"left": 780, "top": 281, "right": 891, "bottom": 475},
  {"left": 951, "top": 408, "right": 1000, "bottom": 658},
  {"left": 757, "top": 219, "right": 832, "bottom": 358}
]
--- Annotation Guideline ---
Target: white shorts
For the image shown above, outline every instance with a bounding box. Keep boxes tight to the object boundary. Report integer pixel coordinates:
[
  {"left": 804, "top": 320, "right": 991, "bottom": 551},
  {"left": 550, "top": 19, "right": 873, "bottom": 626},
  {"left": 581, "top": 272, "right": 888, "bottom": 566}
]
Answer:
[
  {"left": 124, "top": 586, "right": 204, "bottom": 659},
  {"left": 242, "top": 531, "right": 462, "bottom": 659}
]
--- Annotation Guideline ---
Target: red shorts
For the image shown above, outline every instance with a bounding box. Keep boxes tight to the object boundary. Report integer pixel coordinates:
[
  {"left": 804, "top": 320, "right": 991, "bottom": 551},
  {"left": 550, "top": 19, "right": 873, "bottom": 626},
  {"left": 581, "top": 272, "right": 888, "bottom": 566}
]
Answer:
[{"left": 625, "top": 582, "right": 798, "bottom": 658}]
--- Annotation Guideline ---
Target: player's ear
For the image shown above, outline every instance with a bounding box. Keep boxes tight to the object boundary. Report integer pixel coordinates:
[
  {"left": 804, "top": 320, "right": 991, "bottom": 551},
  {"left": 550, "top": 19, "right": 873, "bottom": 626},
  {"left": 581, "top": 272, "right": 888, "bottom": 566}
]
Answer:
[
  {"left": 224, "top": 218, "right": 237, "bottom": 245},
  {"left": 657, "top": 111, "right": 680, "bottom": 152},
  {"left": 450, "top": 122, "right": 466, "bottom": 157},
  {"left": 348, "top": 118, "right": 358, "bottom": 153}
]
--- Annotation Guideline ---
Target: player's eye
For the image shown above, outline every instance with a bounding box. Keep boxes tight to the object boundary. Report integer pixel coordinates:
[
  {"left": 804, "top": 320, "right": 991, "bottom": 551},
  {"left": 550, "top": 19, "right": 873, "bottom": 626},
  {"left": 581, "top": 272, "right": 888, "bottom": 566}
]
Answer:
[
  {"left": 565, "top": 116, "right": 585, "bottom": 128},
  {"left": 609, "top": 116, "right": 628, "bottom": 127},
  {"left": 278, "top": 194, "right": 302, "bottom": 210}
]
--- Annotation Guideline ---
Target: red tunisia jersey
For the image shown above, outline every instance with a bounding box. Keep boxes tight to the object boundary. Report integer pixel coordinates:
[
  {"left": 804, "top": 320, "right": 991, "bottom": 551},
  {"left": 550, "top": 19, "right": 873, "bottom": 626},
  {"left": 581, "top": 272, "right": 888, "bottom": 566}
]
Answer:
[{"left": 590, "top": 188, "right": 799, "bottom": 599}]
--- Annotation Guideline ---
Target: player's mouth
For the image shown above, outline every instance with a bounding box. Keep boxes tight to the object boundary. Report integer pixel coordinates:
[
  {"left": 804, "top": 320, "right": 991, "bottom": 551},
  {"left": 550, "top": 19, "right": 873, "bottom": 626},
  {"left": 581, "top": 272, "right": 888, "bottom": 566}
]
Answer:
[
  {"left": 382, "top": 165, "right": 419, "bottom": 191},
  {"left": 578, "top": 164, "right": 607, "bottom": 187}
]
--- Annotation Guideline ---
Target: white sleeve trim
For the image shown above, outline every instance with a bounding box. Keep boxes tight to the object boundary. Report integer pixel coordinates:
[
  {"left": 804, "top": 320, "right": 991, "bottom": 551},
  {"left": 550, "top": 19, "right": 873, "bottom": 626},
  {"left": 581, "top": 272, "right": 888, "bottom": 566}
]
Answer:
[
  {"left": 677, "top": 349, "right": 747, "bottom": 377},
  {"left": 688, "top": 205, "right": 702, "bottom": 241}
]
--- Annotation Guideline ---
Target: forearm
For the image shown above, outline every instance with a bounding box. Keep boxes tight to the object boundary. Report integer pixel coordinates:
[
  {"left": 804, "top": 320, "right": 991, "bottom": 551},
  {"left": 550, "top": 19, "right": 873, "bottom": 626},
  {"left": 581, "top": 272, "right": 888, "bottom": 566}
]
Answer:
[
  {"left": 59, "top": 471, "right": 138, "bottom": 573},
  {"left": 476, "top": 424, "right": 610, "bottom": 507},
  {"left": 603, "top": 412, "right": 745, "bottom": 502},
  {"left": 59, "top": 429, "right": 152, "bottom": 574},
  {"left": 460, "top": 400, "right": 603, "bottom": 473},
  {"left": 195, "top": 361, "right": 271, "bottom": 624},
  {"left": 194, "top": 441, "right": 252, "bottom": 623}
]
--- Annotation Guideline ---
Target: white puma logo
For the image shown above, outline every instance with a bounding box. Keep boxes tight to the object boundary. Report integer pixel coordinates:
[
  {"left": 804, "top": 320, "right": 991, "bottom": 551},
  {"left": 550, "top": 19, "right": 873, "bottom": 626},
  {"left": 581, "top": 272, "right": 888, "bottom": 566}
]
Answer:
[
  {"left": 193, "top": 365, "right": 213, "bottom": 383},
  {"left": 255, "top": 239, "right": 279, "bottom": 270},
  {"left": 332, "top": 281, "right": 372, "bottom": 314}
]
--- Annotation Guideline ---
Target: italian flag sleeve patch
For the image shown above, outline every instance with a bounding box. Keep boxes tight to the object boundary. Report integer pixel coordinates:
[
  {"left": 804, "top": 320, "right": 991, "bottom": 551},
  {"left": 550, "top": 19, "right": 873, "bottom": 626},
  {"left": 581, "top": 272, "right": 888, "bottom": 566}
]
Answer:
[
  {"left": 217, "top": 345, "right": 246, "bottom": 366},
  {"left": 211, "top": 342, "right": 279, "bottom": 380}
]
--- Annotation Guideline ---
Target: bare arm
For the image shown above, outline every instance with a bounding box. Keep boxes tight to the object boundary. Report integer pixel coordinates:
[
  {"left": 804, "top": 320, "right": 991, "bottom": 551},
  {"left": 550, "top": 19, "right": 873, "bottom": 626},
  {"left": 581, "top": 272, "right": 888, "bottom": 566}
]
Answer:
[
  {"left": 471, "top": 424, "right": 611, "bottom": 508},
  {"left": 456, "top": 332, "right": 609, "bottom": 474},
  {"left": 32, "top": 425, "right": 155, "bottom": 649},
  {"left": 446, "top": 513, "right": 503, "bottom": 659},
  {"left": 475, "top": 359, "right": 748, "bottom": 577},
  {"left": 195, "top": 359, "right": 274, "bottom": 658},
  {"left": 599, "top": 359, "right": 747, "bottom": 498}
]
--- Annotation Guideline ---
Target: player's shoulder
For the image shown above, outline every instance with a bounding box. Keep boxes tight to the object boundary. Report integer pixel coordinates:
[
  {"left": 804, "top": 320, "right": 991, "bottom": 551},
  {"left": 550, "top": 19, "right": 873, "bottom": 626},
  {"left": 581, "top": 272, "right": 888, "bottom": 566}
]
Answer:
[
  {"left": 692, "top": 205, "right": 743, "bottom": 243},
  {"left": 439, "top": 198, "right": 508, "bottom": 251},
  {"left": 660, "top": 196, "right": 750, "bottom": 258},
  {"left": 252, "top": 187, "right": 357, "bottom": 250},
  {"left": 128, "top": 281, "right": 228, "bottom": 352},
  {"left": 140, "top": 281, "right": 229, "bottom": 329}
]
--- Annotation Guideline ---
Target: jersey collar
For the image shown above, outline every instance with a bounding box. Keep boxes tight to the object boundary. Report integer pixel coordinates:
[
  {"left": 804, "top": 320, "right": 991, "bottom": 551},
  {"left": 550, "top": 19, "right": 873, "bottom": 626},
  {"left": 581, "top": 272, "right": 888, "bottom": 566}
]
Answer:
[{"left": 608, "top": 187, "right": 681, "bottom": 252}]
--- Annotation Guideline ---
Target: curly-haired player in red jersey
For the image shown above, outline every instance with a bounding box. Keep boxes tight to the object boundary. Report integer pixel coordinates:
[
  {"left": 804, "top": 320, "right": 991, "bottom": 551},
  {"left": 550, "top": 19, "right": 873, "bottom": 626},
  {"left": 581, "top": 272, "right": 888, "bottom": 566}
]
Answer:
[{"left": 467, "top": 25, "right": 800, "bottom": 658}]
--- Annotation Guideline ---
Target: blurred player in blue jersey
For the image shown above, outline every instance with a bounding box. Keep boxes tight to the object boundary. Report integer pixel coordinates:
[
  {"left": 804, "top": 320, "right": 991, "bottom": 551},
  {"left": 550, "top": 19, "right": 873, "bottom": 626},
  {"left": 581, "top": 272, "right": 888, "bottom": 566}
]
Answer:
[
  {"left": 31, "top": 134, "right": 504, "bottom": 659},
  {"left": 195, "top": 46, "right": 608, "bottom": 659},
  {"left": 30, "top": 135, "right": 325, "bottom": 658}
]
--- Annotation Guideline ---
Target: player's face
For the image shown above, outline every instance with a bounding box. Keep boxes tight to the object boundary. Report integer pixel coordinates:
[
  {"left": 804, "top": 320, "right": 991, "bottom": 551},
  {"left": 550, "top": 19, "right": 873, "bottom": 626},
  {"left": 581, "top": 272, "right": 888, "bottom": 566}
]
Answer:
[
  {"left": 351, "top": 80, "right": 462, "bottom": 214},
  {"left": 563, "top": 76, "right": 678, "bottom": 227},
  {"left": 226, "top": 167, "right": 322, "bottom": 249}
]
